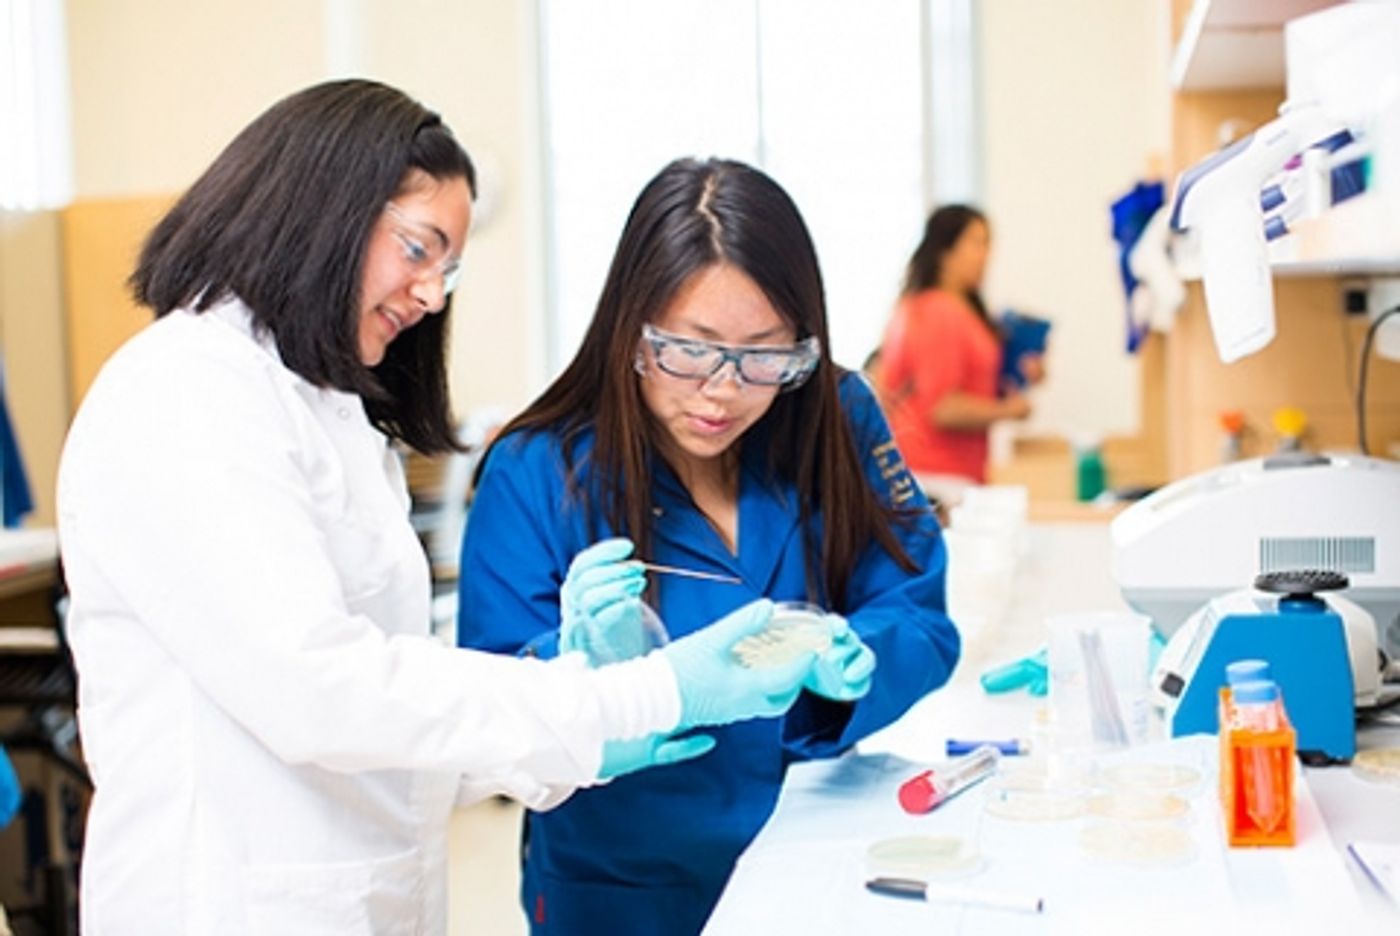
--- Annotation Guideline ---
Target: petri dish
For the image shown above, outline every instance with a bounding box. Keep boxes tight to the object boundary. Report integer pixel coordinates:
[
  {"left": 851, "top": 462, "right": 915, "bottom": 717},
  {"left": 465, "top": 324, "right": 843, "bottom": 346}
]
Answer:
[
  {"left": 1079, "top": 820, "right": 1194, "bottom": 867},
  {"left": 732, "top": 601, "right": 832, "bottom": 668},
  {"left": 1352, "top": 748, "right": 1400, "bottom": 786},
  {"left": 983, "top": 770, "right": 1086, "bottom": 821},
  {"left": 1100, "top": 763, "right": 1203, "bottom": 792},
  {"left": 866, "top": 835, "right": 982, "bottom": 880},
  {"left": 1085, "top": 791, "right": 1190, "bottom": 821},
  {"left": 984, "top": 787, "right": 1085, "bottom": 822},
  {"left": 590, "top": 602, "right": 670, "bottom": 665}
]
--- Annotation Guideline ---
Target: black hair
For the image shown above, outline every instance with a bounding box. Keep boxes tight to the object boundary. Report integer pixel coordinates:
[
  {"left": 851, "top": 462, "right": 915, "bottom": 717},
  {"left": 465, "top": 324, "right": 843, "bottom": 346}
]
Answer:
[
  {"left": 130, "top": 79, "right": 476, "bottom": 454},
  {"left": 902, "top": 203, "right": 992, "bottom": 326},
  {"left": 490, "top": 157, "right": 918, "bottom": 609}
]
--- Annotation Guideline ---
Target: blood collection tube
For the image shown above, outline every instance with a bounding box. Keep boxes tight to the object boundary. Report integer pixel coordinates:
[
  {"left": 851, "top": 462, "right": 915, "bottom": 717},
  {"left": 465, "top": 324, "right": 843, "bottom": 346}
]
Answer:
[{"left": 898, "top": 744, "right": 1001, "bottom": 814}]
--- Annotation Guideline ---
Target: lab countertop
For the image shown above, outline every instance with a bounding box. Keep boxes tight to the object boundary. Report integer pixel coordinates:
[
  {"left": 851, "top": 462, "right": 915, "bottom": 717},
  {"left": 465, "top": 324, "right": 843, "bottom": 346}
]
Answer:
[
  {"left": 0, "top": 527, "right": 61, "bottom": 644},
  {"left": 0, "top": 527, "right": 58, "bottom": 597},
  {"left": 704, "top": 523, "right": 1400, "bottom": 934}
]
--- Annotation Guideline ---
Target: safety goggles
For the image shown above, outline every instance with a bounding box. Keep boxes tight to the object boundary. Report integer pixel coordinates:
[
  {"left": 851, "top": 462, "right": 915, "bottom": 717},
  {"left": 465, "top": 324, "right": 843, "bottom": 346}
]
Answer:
[
  {"left": 639, "top": 323, "right": 821, "bottom": 389},
  {"left": 384, "top": 203, "right": 463, "bottom": 295}
]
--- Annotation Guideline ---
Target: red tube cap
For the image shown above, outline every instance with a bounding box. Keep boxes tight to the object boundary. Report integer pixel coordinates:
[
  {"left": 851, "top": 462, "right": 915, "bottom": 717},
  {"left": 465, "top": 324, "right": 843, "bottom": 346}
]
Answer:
[{"left": 898, "top": 770, "right": 941, "bottom": 814}]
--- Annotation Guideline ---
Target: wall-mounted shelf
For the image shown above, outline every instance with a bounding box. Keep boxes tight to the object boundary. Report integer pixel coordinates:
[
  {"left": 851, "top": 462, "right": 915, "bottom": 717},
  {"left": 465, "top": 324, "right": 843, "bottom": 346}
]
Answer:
[
  {"left": 1270, "top": 191, "right": 1400, "bottom": 276},
  {"left": 1170, "top": 0, "right": 1341, "bottom": 91}
]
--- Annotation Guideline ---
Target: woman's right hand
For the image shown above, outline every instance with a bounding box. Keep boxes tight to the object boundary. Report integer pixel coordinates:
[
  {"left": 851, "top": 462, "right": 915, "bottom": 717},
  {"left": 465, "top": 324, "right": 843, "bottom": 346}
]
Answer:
[{"left": 560, "top": 538, "right": 649, "bottom": 665}]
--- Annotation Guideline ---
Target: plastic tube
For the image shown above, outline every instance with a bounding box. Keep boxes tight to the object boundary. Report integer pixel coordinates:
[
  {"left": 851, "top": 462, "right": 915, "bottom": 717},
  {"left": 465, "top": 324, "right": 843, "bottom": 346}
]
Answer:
[
  {"left": 1233, "top": 679, "right": 1285, "bottom": 834},
  {"left": 898, "top": 745, "right": 1001, "bottom": 814}
]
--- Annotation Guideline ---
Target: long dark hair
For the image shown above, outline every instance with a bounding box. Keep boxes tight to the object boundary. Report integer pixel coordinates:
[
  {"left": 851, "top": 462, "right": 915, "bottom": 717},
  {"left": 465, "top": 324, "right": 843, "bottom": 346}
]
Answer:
[
  {"left": 489, "top": 157, "right": 917, "bottom": 608},
  {"left": 130, "top": 79, "right": 476, "bottom": 455},
  {"left": 902, "top": 204, "right": 991, "bottom": 327}
]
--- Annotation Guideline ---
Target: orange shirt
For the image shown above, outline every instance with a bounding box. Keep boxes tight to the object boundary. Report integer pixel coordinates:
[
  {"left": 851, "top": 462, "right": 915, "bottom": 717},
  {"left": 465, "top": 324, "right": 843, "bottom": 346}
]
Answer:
[{"left": 878, "top": 289, "right": 1003, "bottom": 482}]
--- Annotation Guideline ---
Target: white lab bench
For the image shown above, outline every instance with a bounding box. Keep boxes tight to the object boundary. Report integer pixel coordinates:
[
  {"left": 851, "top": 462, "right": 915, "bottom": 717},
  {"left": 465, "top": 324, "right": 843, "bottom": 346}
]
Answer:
[{"left": 704, "top": 522, "right": 1400, "bottom": 934}]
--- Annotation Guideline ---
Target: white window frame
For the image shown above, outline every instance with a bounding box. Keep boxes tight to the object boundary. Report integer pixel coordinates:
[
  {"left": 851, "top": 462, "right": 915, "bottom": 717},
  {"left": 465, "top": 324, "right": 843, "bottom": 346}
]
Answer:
[{"left": 0, "top": 0, "right": 73, "bottom": 211}]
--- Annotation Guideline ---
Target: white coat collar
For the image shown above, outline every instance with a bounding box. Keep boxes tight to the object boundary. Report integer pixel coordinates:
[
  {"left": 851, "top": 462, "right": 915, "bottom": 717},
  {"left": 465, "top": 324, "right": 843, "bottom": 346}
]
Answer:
[
  {"left": 197, "top": 295, "right": 364, "bottom": 416},
  {"left": 202, "top": 294, "right": 285, "bottom": 365}
]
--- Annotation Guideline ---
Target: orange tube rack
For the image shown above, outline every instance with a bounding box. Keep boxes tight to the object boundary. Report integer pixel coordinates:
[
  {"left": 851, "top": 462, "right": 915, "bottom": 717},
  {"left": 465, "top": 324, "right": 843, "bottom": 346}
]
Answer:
[{"left": 1218, "top": 688, "right": 1296, "bottom": 847}]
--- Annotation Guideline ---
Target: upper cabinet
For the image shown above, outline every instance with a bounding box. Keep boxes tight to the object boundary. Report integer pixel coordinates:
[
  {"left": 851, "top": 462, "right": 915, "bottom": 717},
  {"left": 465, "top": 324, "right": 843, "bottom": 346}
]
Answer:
[{"left": 1170, "top": 0, "right": 1342, "bottom": 91}]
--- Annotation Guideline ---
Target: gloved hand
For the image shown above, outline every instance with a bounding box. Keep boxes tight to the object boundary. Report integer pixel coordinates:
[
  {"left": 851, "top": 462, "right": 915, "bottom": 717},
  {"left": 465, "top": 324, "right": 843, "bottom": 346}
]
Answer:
[
  {"left": 803, "top": 615, "right": 876, "bottom": 701},
  {"left": 598, "top": 730, "right": 717, "bottom": 780},
  {"left": 560, "top": 538, "right": 648, "bottom": 665},
  {"left": 979, "top": 647, "right": 1048, "bottom": 696},
  {"left": 662, "top": 599, "right": 816, "bottom": 730}
]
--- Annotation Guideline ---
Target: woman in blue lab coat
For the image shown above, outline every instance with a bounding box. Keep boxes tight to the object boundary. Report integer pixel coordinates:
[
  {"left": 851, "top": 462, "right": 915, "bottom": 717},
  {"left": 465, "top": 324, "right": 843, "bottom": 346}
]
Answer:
[{"left": 458, "top": 157, "right": 960, "bottom": 935}]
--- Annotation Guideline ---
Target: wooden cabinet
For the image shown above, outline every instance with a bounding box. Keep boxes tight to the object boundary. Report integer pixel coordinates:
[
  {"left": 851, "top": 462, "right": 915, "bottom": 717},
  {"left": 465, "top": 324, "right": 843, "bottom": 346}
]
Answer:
[{"left": 60, "top": 196, "right": 172, "bottom": 408}]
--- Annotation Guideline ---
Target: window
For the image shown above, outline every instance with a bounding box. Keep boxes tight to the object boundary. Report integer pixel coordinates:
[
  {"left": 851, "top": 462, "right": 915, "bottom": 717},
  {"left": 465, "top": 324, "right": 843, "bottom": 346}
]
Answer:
[
  {"left": 0, "top": 0, "right": 73, "bottom": 210},
  {"left": 538, "top": 0, "right": 977, "bottom": 371}
]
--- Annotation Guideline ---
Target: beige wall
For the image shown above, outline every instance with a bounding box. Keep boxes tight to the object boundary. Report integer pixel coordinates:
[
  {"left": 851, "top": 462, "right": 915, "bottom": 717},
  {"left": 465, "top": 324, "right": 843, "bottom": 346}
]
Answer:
[
  {"left": 62, "top": 0, "right": 546, "bottom": 419},
  {"left": 979, "top": 0, "right": 1172, "bottom": 439},
  {"left": 66, "top": 0, "right": 325, "bottom": 198}
]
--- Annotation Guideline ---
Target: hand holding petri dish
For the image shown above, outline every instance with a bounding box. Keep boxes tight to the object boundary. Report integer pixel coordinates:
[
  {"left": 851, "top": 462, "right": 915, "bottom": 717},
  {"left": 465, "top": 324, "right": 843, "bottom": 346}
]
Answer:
[{"left": 588, "top": 601, "right": 671, "bottom": 665}]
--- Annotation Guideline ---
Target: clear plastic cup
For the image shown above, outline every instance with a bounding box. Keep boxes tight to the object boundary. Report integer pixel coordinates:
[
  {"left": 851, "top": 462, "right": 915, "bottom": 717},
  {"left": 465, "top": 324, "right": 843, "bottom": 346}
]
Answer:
[{"left": 1046, "top": 611, "right": 1151, "bottom": 754}]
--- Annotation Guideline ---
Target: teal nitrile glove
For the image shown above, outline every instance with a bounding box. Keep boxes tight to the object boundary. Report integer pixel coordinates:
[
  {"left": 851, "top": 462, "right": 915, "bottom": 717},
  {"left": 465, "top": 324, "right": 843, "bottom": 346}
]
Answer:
[
  {"left": 803, "top": 615, "right": 876, "bottom": 701},
  {"left": 560, "top": 538, "right": 648, "bottom": 665},
  {"left": 662, "top": 599, "right": 816, "bottom": 730},
  {"left": 598, "top": 731, "right": 717, "bottom": 780},
  {"left": 979, "top": 647, "right": 1048, "bottom": 695}
]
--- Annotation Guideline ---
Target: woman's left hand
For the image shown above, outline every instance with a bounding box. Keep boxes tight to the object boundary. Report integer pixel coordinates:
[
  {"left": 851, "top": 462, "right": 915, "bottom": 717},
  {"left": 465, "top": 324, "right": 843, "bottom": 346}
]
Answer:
[{"left": 804, "top": 615, "right": 876, "bottom": 701}]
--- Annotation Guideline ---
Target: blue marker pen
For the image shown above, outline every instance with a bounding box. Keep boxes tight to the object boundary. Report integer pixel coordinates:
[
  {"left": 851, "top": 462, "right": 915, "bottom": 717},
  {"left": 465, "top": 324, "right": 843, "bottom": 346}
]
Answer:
[{"left": 945, "top": 738, "right": 1030, "bottom": 757}]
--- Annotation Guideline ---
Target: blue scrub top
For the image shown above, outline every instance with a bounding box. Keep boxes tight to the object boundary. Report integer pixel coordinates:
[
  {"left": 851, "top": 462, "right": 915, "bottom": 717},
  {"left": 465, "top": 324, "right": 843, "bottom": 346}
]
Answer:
[{"left": 458, "top": 373, "right": 960, "bottom": 935}]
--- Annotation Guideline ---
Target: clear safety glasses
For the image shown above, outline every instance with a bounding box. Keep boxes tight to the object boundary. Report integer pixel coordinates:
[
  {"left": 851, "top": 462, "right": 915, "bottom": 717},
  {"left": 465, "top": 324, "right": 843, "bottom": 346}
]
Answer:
[
  {"left": 639, "top": 323, "right": 821, "bottom": 390},
  {"left": 384, "top": 203, "right": 463, "bottom": 295}
]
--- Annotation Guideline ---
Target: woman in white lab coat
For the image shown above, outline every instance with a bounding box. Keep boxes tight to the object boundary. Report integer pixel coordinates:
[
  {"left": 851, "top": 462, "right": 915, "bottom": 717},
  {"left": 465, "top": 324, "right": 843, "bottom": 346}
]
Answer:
[{"left": 56, "top": 79, "right": 814, "bottom": 936}]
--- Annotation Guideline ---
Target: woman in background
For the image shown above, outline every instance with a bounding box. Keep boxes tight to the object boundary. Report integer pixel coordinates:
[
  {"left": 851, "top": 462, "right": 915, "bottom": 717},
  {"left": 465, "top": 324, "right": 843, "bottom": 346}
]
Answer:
[
  {"left": 878, "top": 205, "right": 1044, "bottom": 499},
  {"left": 458, "top": 157, "right": 960, "bottom": 935}
]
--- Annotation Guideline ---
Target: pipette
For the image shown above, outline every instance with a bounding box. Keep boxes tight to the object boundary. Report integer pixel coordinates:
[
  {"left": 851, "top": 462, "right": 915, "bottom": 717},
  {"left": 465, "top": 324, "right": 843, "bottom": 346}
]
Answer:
[
  {"left": 638, "top": 562, "right": 742, "bottom": 585},
  {"left": 897, "top": 744, "right": 1001, "bottom": 814}
]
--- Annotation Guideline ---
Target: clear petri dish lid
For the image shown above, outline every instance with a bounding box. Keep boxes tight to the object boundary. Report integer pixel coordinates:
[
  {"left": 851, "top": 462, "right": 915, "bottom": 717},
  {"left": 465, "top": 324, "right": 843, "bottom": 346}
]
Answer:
[
  {"left": 982, "top": 766, "right": 1088, "bottom": 822},
  {"left": 589, "top": 602, "right": 670, "bottom": 665},
  {"left": 983, "top": 786, "right": 1086, "bottom": 822},
  {"left": 732, "top": 601, "right": 832, "bottom": 668},
  {"left": 1098, "top": 762, "right": 1204, "bottom": 793}
]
